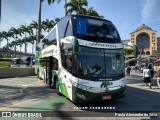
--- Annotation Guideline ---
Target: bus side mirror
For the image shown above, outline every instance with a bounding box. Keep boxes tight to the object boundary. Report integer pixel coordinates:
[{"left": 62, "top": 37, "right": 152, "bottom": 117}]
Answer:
[{"left": 72, "top": 37, "right": 79, "bottom": 55}]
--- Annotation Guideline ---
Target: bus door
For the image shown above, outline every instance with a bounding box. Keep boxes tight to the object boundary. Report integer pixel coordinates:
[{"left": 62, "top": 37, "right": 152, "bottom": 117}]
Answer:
[{"left": 45, "top": 57, "right": 53, "bottom": 85}]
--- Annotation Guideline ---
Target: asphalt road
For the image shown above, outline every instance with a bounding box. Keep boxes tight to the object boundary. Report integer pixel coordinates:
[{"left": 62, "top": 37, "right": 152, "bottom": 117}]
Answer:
[{"left": 0, "top": 72, "right": 160, "bottom": 120}]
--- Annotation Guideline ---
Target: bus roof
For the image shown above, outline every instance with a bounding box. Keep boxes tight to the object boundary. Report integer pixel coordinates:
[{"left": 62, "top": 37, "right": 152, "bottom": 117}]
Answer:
[{"left": 62, "top": 14, "right": 111, "bottom": 22}]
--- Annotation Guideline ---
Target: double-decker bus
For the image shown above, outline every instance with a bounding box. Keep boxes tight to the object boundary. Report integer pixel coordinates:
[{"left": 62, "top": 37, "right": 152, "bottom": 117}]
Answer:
[{"left": 36, "top": 15, "right": 126, "bottom": 103}]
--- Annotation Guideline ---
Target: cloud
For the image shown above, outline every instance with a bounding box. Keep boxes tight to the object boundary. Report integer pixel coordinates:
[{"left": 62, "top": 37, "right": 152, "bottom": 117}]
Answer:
[
  {"left": 1, "top": 0, "right": 38, "bottom": 31},
  {"left": 141, "top": 0, "right": 160, "bottom": 21},
  {"left": 141, "top": 0, "right": 155, "bottom": 19}
]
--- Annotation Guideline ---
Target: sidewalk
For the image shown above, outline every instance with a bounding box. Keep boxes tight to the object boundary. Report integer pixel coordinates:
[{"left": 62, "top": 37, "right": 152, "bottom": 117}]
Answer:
[
  {"left": 126, "top": 71, "right": 160, "bottom": 92},
  {"left": 130, "top": 70, "right": 143, "bottom": 76}
]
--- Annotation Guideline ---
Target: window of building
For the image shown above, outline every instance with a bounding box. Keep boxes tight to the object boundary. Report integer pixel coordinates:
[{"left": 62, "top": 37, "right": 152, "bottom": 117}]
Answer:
[{"left": 136, "top": 33, "right": 150, "bottom": 51}]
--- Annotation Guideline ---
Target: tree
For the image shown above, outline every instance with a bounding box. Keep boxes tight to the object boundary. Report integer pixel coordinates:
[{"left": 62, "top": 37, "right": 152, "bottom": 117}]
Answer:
[
  {"left": 0, "top": 32, "right": 2, "bottom": 48},
  {"left": 10, "top": 40, "right": 18, "bottom": 57},
  {"left": 30, "top": 20, "right": 38, "bottom": 34},
  {"left": 17, "top": 39, "right": 23, "bottom": 57},
  {"left": 28, "top": 35, "right": 36, "bottom": 55},
  {"left": 37, "top": 0, "right": 57, "bottom": 43},
  {"left": 9, "top": 27, "right": 22, "bottom": 41},
  {"left": 152, "top": 46, "right": 160, "bottom": 59},
  {"left": 20, "top": 25, "right": 33, "bottom": 56},
  {"left": 85, "top": 7, "right": 103, "bottom": 18},
  {"left": 1, "top": 31, "right": 13, "bottom": 56},
  {"left": 124, "top": 48, "right": 133, "bottom": 56},
  {"left": 42, "top": 19, "right": 54, "bottom": 32},
  {"left": 65, "top": 0, "right": 88, "bottom": 15}
]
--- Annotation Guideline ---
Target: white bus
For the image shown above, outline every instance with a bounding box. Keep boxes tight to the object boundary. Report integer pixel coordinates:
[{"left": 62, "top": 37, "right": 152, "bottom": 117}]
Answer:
[{"left": 36, "top": 15, "right": 126, "bottom": 103}]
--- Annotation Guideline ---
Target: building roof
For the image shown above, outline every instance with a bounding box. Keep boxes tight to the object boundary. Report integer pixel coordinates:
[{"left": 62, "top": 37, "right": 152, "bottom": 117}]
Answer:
[
  {"left": 136, "top": 24, "right": 152, "bottom": 31},
  {"left": 130, "top": 24, "right": 157, "bottom": 34}
]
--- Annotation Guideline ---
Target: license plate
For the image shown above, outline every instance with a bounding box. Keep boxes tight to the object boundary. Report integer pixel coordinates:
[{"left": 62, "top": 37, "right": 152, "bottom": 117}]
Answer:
[{"left": 102, "top": 95, "right": 111, "bottom": 100}]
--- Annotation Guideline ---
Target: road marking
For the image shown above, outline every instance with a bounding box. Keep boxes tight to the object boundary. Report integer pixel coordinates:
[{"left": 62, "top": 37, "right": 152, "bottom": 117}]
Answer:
[{"left": 0, "top": 93, "right": 53, "bottom": 111}]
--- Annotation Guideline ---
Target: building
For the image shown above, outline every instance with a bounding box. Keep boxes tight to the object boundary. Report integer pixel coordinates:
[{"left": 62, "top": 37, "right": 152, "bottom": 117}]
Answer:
[{"left": 123, "top": 24, "right": 159, "bottom": 55}]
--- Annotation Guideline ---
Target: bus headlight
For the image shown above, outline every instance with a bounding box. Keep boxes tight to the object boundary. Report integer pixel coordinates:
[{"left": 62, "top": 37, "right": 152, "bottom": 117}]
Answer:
[{"left": 120, "top": 78, "right": 126, "bottom": 87}]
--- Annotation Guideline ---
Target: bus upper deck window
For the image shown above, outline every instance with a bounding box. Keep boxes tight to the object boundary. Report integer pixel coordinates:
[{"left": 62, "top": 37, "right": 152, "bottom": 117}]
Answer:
[{"left": 76, "top": 17, "right": 87, "bottom": 35}]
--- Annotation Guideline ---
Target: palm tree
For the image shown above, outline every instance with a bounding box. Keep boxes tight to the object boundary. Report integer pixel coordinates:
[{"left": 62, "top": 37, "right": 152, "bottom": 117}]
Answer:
[
  {"left": 37, "top": 0, "right": 61, "bottom": 44},
  {"left": 30, "top": 20, "right": 38, "bottom": 35},
  {"left": 9, "top": 27, "right": 22, "bottom": 57},
  {"left": 65, "top": 0, "right": 88, "bottom": 15},
  {"left": 9, "top": 27, "right": 22, "bottom": 41},
  {"left": 28, "top": 35, "right": 36, "bottom": 55},
  {"left": 0, "top": 32, "right": 2, "bottom": 48},
  {"left": 17, "top": 39, "right": 23, "bottom": 56},
  {"left": 10, "top": 40, "right": 19, "bottom": 57},
  {"left": 1, "top": 31, "right": 13, "bottom": 56},
  {"left": 46, "top": 0, "right": 56, "bottom": 5},
  {"left": 86, "top": 7, "right": 102, "bottom": 18},
  {"left": 55, "top": 18, "right": 61, "bottom": 24},
  {"left": 20, "top": 24, "right": 33, "bottom": 56},
  {"left": 124, "top": 48, "right": 133, "bottom": 56},
  {"left": 20, "top": 25, "right": 33, "bottom": 35},
  {"left": 42, "top": 19, "right": 54, "bottom": 32}
]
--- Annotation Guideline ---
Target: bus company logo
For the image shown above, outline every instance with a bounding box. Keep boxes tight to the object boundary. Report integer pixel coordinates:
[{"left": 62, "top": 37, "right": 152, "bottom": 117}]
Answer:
[
  {"left": 100, "top": 81, "right": 113, "bottom": 88},
  {"left": 89, "top": 42, "right": 117, "bottom": 48}
]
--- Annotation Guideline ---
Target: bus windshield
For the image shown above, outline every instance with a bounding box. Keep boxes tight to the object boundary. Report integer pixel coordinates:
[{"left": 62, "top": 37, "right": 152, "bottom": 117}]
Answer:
[
  {"left": 73, "top": 47, "right": 124, "bottom": 79},
  {"left": 73, "top": 16, "right": 120, "bottom": 42}
]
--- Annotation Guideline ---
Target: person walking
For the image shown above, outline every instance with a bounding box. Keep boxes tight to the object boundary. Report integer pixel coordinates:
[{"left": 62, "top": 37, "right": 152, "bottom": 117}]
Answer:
[
  {"left": 148, "top": 65, "right": 154, "bottom": 81},
  {"left": 156, "top": 68, "right": 160, "bottom": 89},
  {"left": 126, "top": 66, "right": 131, "bottom": 75},
  {"left": 143, "top": 66, "right": 151, "bottom": 89}
]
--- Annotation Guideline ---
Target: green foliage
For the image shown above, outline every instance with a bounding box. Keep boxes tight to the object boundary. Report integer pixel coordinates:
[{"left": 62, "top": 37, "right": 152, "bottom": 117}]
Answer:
[
  {"left": 152, "top": 46, "right": 160, "bottom": 58},
  {"left": 124, "top": 48, "right": 133, "bottom": 56}
]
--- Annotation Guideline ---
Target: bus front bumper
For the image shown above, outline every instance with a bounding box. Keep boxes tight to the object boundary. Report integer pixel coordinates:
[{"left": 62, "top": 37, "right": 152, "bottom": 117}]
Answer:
[{"left": 72, "top": 86, "right": 126, "bottom": 103}]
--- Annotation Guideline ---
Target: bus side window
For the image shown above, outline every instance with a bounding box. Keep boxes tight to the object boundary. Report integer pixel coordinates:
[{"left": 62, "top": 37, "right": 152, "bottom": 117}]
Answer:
[
  {"left": 65, "top": 20, "right": 72, "bottom": 37},
  {"left": 58, "top": 17, "right": 69, "bottom": 40},
  {"left": 65, "top": 57, "right": 72, "bottom": 72}
]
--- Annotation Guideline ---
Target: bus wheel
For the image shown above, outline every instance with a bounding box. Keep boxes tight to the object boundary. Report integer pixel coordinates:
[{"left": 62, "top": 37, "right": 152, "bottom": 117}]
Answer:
[{"left": 55, "top": 79, "right": 61, "bottom": 95}]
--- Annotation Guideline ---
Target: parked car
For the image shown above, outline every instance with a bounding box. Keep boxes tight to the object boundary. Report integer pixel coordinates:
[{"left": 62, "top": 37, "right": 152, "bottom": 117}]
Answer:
[
  {"left": 11, "top": 58, "right": 21, "bottom": 67},
  {"left": 20, "top": 56, "right": 34, "bottom": 67}
]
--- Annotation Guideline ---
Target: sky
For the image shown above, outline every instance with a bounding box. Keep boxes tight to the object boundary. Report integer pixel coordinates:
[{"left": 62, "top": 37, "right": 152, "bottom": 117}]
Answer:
[{"left": 0, "top": 0, "right": 160, "bottom": 54}]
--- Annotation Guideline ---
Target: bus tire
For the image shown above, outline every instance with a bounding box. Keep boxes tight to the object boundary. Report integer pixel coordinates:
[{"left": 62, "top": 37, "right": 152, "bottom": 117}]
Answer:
[
  {"left": 55, "top": 79, "right": 61, "bottom": 95},
  {"left": 50, "top": 77, "right": 55, "bottom": 89}
]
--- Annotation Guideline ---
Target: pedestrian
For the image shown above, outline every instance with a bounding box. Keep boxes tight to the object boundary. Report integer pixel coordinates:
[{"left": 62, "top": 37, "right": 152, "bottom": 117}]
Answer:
[
  {"left": 143, "top": 66, "right": 151, "bottom": 89},
  {"left": 148, "top": 65, "right": 154, "bottom": 81},
  {"left": 126, "top": 66, "right": 131, "bottom": 75},
  {"left": 156, "top": 68, "right": 160, "bottom": 89}
]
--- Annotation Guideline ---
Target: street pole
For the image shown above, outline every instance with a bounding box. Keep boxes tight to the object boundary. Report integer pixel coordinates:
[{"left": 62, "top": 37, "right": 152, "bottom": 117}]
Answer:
[
  {"left": 0, "top": 0, "right": 1, "bottom": 25},
  {"left": 37, "top": 0, "right": 41, "bottom": 45},
  {"left": 65, "top": 0, "right": 67, "bottom": 16},
  {"left": 25, "top": 23, "right": 27, "bottom": 56}
]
